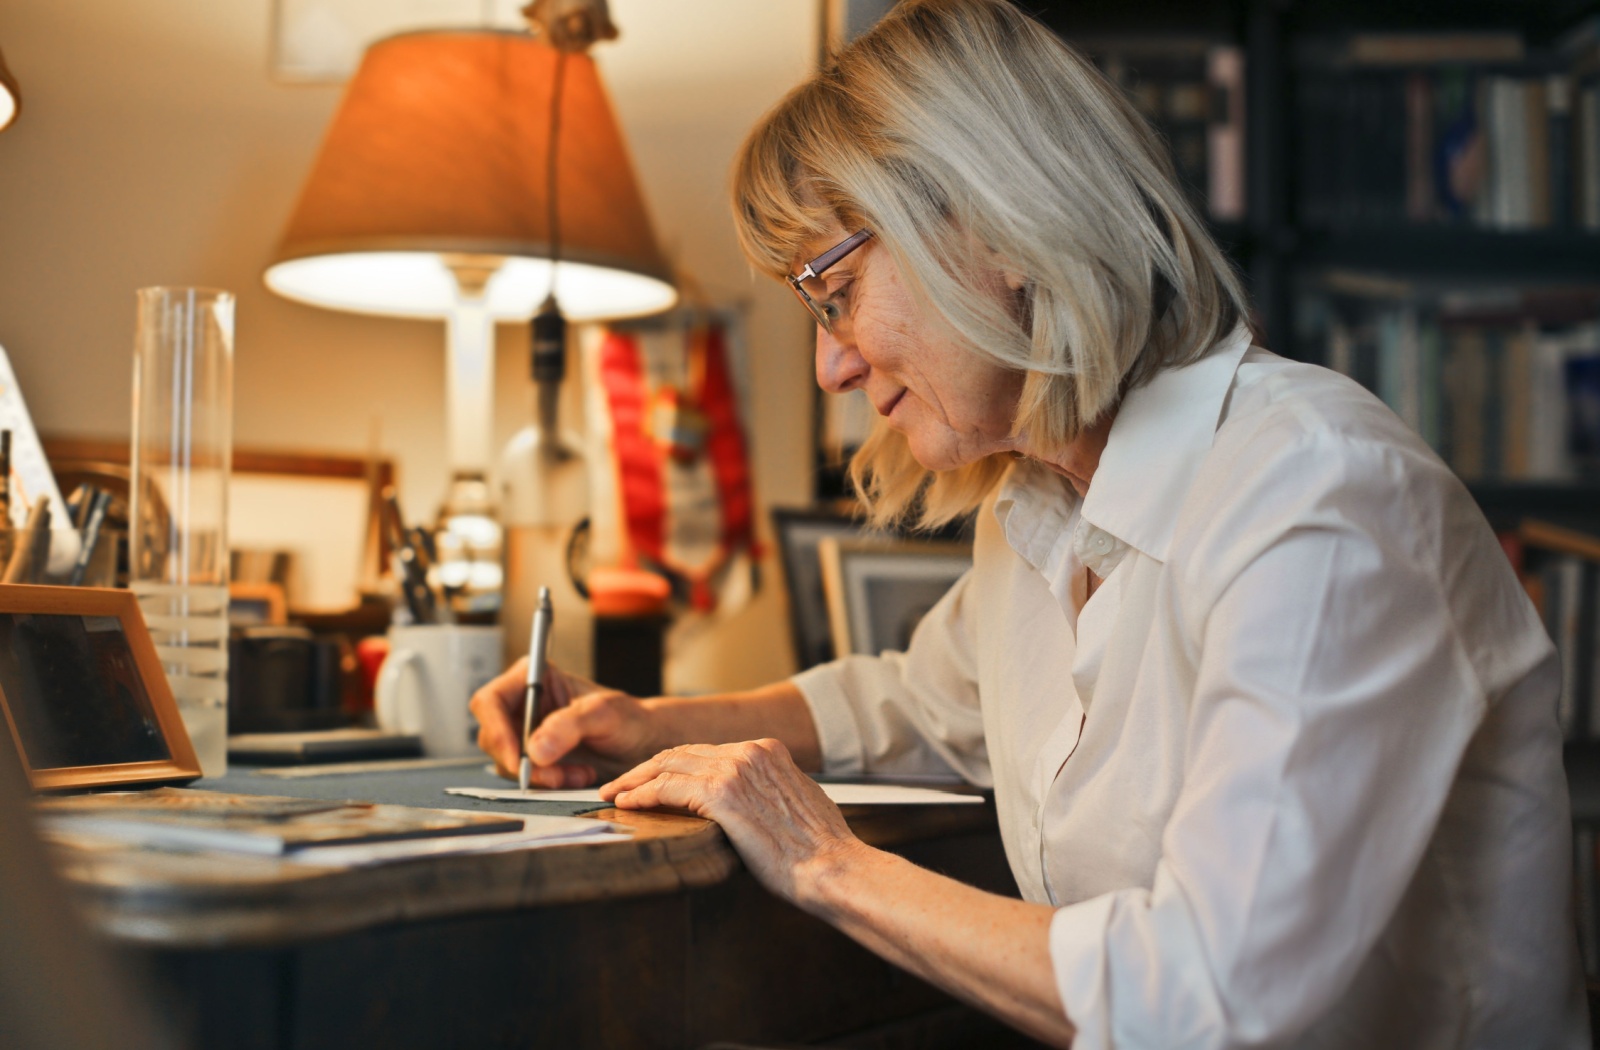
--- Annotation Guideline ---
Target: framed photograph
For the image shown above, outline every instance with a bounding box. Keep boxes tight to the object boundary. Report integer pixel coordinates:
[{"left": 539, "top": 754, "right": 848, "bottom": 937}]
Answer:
[
  {"left": 771, "top": 507, "right": 876, "bottom": 671},
  {"left": 0, "top": 584, "right": 201, "bottom": 792},
  {"left": 818, "top": 537, "right": 971, "bottom": 658}
]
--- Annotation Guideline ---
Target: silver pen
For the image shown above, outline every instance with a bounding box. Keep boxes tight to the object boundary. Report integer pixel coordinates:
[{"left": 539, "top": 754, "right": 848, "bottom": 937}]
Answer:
[{"left": 518, "top": 587, "right": 555, "bottom": 792}]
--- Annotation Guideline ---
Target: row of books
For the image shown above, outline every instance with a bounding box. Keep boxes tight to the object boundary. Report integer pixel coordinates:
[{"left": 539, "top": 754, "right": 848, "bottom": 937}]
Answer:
[
  {"left": 1083, "top": 40, "right": 1246, "bottom": 222},
  {"left": 1295, "top": 30, "right": 1600, "bottom": 231},
  {"left": 1524, "top": 549, "right": 1600, "bottom": 743},
  {"left": 1306, "top": 280, "right": 1600, "bottom": 481}
]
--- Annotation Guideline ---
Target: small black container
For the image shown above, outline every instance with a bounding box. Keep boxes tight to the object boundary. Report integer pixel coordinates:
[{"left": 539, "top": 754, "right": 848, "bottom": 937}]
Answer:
[{"left": 227, "top": 626, "right": 347, "bottom": 733}]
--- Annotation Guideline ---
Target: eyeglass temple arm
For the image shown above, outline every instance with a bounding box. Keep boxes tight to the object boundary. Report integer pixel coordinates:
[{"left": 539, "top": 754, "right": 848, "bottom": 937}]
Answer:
[{"left": 808, "top": 229, "right": 874, "bottom": 277}]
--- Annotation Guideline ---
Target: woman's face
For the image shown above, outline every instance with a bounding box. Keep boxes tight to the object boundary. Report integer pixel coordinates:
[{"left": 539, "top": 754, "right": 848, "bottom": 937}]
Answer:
[{"left": 800, "top": 229, "right": 1025, "bottom": 472}]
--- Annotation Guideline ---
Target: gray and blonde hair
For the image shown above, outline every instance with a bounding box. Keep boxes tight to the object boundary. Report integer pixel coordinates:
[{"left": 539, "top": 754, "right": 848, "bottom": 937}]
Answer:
[{"left": 732, "top": 0, "right": 1249, "bottom": 526}]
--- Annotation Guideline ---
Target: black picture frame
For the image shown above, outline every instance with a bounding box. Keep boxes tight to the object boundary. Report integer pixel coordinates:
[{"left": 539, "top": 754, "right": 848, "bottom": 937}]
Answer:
[
  {"left": 818, "top": 538, "right": 972, "bottom": 658},
  {"left": 771, "top": 507, "right": 875, "bottom": 671}
]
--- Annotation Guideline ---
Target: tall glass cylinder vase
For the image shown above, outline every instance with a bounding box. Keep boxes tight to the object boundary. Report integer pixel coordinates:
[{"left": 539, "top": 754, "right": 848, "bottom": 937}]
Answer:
[{"left": 130, "top": 287, "right": 234, "bottom": 777}]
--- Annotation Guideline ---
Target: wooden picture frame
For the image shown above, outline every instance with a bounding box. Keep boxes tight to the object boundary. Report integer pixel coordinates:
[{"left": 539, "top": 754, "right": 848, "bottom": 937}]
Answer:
[
  {"left": 42, "top": 436, "right": 395, "bottom": 614},
  {"left": 818, "top": 537, "right": 971, "bottom": 658},
  {"left": 0, "top": 584, "right": 202, "bottom": 792}
]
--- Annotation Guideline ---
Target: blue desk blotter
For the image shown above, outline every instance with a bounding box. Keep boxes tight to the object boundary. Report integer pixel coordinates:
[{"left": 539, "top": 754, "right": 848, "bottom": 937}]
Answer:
[{"left": 203, "top": 763, "right": 611, "bottom": 818}]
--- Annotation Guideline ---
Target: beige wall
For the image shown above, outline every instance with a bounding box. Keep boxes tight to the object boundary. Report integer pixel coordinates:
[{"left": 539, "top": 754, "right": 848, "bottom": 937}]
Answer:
[{"left": 0, "top": 1, "right": 818, "bottom": 690}]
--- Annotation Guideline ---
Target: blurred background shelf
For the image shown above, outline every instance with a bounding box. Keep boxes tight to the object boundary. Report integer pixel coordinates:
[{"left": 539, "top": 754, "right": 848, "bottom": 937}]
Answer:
[{"left": 1293, "top": 229, "right": 1600, "bottom": 278}]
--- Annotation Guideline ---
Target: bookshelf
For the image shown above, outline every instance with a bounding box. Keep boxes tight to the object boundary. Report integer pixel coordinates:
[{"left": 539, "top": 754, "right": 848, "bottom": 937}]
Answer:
[{"left": 814, "top": 0, "right": 1600, "bottom": 501}]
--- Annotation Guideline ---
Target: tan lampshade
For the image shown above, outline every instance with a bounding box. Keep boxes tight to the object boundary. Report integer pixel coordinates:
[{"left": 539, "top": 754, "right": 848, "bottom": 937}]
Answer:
[
  {"left": 0, "top": 46, "right": 19, "bottom": 133},
  {"left": 266, "top": 30, "right": 675, "bottom": 321}
]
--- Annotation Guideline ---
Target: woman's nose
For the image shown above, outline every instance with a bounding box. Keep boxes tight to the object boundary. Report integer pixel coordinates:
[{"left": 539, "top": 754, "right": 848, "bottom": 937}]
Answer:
[{"left": 815, "top": 325, "right": 868, "bottom": 394}]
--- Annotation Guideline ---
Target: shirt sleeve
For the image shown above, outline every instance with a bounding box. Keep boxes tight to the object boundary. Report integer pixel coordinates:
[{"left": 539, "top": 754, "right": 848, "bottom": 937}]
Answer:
[
  {"left": 1048, "top": 434, "right": 1547, "bottom": 1048},
  {"left": 790, "top": 568, "right": 991, "bottom": 785}
]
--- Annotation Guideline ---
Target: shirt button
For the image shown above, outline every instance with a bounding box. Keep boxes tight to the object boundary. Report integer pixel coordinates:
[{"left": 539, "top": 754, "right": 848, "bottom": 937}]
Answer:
[{"left": 1092, "top": 533, "right": 1111, "bottom": 553}]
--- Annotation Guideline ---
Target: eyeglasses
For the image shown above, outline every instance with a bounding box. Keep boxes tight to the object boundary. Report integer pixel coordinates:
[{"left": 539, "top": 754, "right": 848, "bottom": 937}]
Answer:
[{"left": 787, "top": 229, "right": 874, "bottom": 333}]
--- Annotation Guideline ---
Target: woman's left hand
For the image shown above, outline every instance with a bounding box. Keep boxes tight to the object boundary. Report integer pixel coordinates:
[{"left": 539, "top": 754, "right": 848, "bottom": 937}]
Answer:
[{"left": 599, "top": 739, "right": 861, "bottom": 905}]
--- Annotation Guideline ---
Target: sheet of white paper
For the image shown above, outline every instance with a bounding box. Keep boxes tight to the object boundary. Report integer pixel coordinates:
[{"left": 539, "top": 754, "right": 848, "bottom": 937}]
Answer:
[
  {"left": 286, "top": 810, "right": 628, "bottom": 867},
  {"left": 445, "top": 784, "right": 984, "bottom": 806},
  {"left": 446, "top": 787, "right": 609, "bottom": 803},
  {"left": 817, "top": 783, "right": 984, "bottom": 805}
]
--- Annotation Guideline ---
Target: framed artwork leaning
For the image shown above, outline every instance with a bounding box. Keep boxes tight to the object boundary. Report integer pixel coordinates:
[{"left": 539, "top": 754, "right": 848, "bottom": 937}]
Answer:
[
  {"left": 771, "top": 507, "right": 876, "bottom": 671},
  {"left": 0, "top": 584, "right": 201, "bottom": 791},
  {"left": 818, "top": 536, "right": 972, "bottom": 659}
]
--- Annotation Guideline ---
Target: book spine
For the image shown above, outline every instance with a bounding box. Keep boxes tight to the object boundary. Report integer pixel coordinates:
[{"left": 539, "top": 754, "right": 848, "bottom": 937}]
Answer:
[
  {"left": 1406, "top": 71, "right": 1436, "bottom": 221},
  {"left": 1418, "top": 318, "right": 1444, "bottom": 454},
  {"left": 1526, "top": 77, "right": 1551, "bottom": 228},
  {"left": 1474, "top": 76, "right": 1497, "bottom": 227},
  {"left": 1327, "top": 317, "right": 1354, "bottom": 378},
  {"left": 1540, "top": 557, "right": 1572, "bottom": 736},
  {"left": 1549, "top": 74, "right": 1573, "bottom": 230},
  {"left": 1581, "top": 82, "right": 1600, "bottom": 229},
  {"left": 1376, "top": 308, "right": 1404, "bottom": 415},
  {"left": 1503, "top": 322, "right": 1533, "bottom": 478},
  {"left": 1445, "top": 328, "right": 1488, "bottom": 479},
  {"left": 1353, "top": 317, "right": 1380, "bottom": 395},
  {"left": 1562, "top": 557, "right": 1585, "bottom": 738},
  {"left": 1206, "top": 45, "right": 1246, "bottom": 222},
  {"left": 1481, "top": 328, "right": 1505, "bottom": 478},
  {"left": 1340, "top": 76, "right": 1367, "bottom": 227},
  {"left": 1391, "top": 72, "right": 1411, "bottom": 224},
  {"left": 1579, "top": 562, "right": 1599, "bottom": 740},
  {"left": 1398, "top": 306, "right": 1423, "bottom": 436},
  {"left": 1530, "top": 328, "right": 1572, "bottom": 478}
]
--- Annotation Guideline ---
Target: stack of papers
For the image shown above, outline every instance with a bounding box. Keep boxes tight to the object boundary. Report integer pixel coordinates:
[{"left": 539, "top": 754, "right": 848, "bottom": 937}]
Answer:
[
  {"left": 283, "top": 812, "right": 628, "bottom": 868},
  {"left": 35, "top": 787, "right": 629, "bottom": 867}
]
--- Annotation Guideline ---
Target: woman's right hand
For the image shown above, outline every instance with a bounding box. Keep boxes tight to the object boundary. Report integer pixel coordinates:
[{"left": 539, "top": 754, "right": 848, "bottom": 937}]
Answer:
[{"left": 469, "top": 659, "right": 660, "bottom": 788}]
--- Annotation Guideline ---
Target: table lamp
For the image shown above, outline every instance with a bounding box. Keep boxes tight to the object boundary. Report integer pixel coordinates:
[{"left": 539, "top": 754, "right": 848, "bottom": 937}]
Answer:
[
  {"left": 0, "top": 45, "right": 20, "bottom": 133},
  {"left": 264, "top": 28, "right": 675, "bottom": 603}
]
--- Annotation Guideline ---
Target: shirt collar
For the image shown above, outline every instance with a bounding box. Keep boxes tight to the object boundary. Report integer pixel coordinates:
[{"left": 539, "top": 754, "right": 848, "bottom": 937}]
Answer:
[
  {"left": 1079, "top": 323, "right": 1253, "bottom": 563},
  {"left": 993, "top": 459, "right": 1076, "bottom": 575}
]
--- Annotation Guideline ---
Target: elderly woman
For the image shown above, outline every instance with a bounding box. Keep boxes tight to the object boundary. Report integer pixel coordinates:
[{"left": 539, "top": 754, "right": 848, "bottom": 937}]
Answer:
[{"left": 472, "top": 1, "right": 1585, "bottom": 1045}]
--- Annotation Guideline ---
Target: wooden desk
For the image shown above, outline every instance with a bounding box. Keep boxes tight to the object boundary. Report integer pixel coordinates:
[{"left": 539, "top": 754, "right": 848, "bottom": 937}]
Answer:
[{"left": 49, "top": 772, "right": 1031, "bottom": 1050}]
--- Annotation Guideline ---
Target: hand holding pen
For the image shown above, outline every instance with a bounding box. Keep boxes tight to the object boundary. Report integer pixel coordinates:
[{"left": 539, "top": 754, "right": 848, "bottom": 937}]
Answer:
[{"left": 470, "top": 653, "right": 654, "bottom": 788}]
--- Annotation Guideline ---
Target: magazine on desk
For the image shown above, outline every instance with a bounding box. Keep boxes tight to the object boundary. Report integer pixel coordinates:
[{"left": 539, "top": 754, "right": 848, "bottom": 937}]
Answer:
[{"left": 35, "top": 787, "right": 525, "bottom": 856}]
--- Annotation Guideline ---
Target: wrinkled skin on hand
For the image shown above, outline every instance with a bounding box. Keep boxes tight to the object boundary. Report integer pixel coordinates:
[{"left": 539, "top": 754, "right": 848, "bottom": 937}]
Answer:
[{"left": 601, "top": 739, "right": 864, "bottom": 904}]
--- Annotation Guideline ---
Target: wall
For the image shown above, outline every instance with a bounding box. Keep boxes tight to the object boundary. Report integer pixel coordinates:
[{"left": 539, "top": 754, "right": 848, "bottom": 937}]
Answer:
[{"left": 0, "top": 0, "right": 818, "bottom": 691}]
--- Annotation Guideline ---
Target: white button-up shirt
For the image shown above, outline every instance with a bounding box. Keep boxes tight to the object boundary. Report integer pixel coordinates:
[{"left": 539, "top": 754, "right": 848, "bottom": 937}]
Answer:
[{"left": 793, "top": 326, "right": 1588, "bottom": 1048}]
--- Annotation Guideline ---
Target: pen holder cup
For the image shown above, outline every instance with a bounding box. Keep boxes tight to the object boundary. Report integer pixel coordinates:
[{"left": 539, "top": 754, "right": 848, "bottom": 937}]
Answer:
[
  {"left": 375, "top": 624, "right": 502, "bottom": 757},
  {"left": 30, "top": 528, "right": 123, "bottom": 588}
]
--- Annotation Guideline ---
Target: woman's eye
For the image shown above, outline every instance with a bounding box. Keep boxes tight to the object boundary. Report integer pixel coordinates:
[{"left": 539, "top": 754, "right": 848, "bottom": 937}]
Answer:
[{"left": 822, "top": 282, "right": 853, "bottom": 318}]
